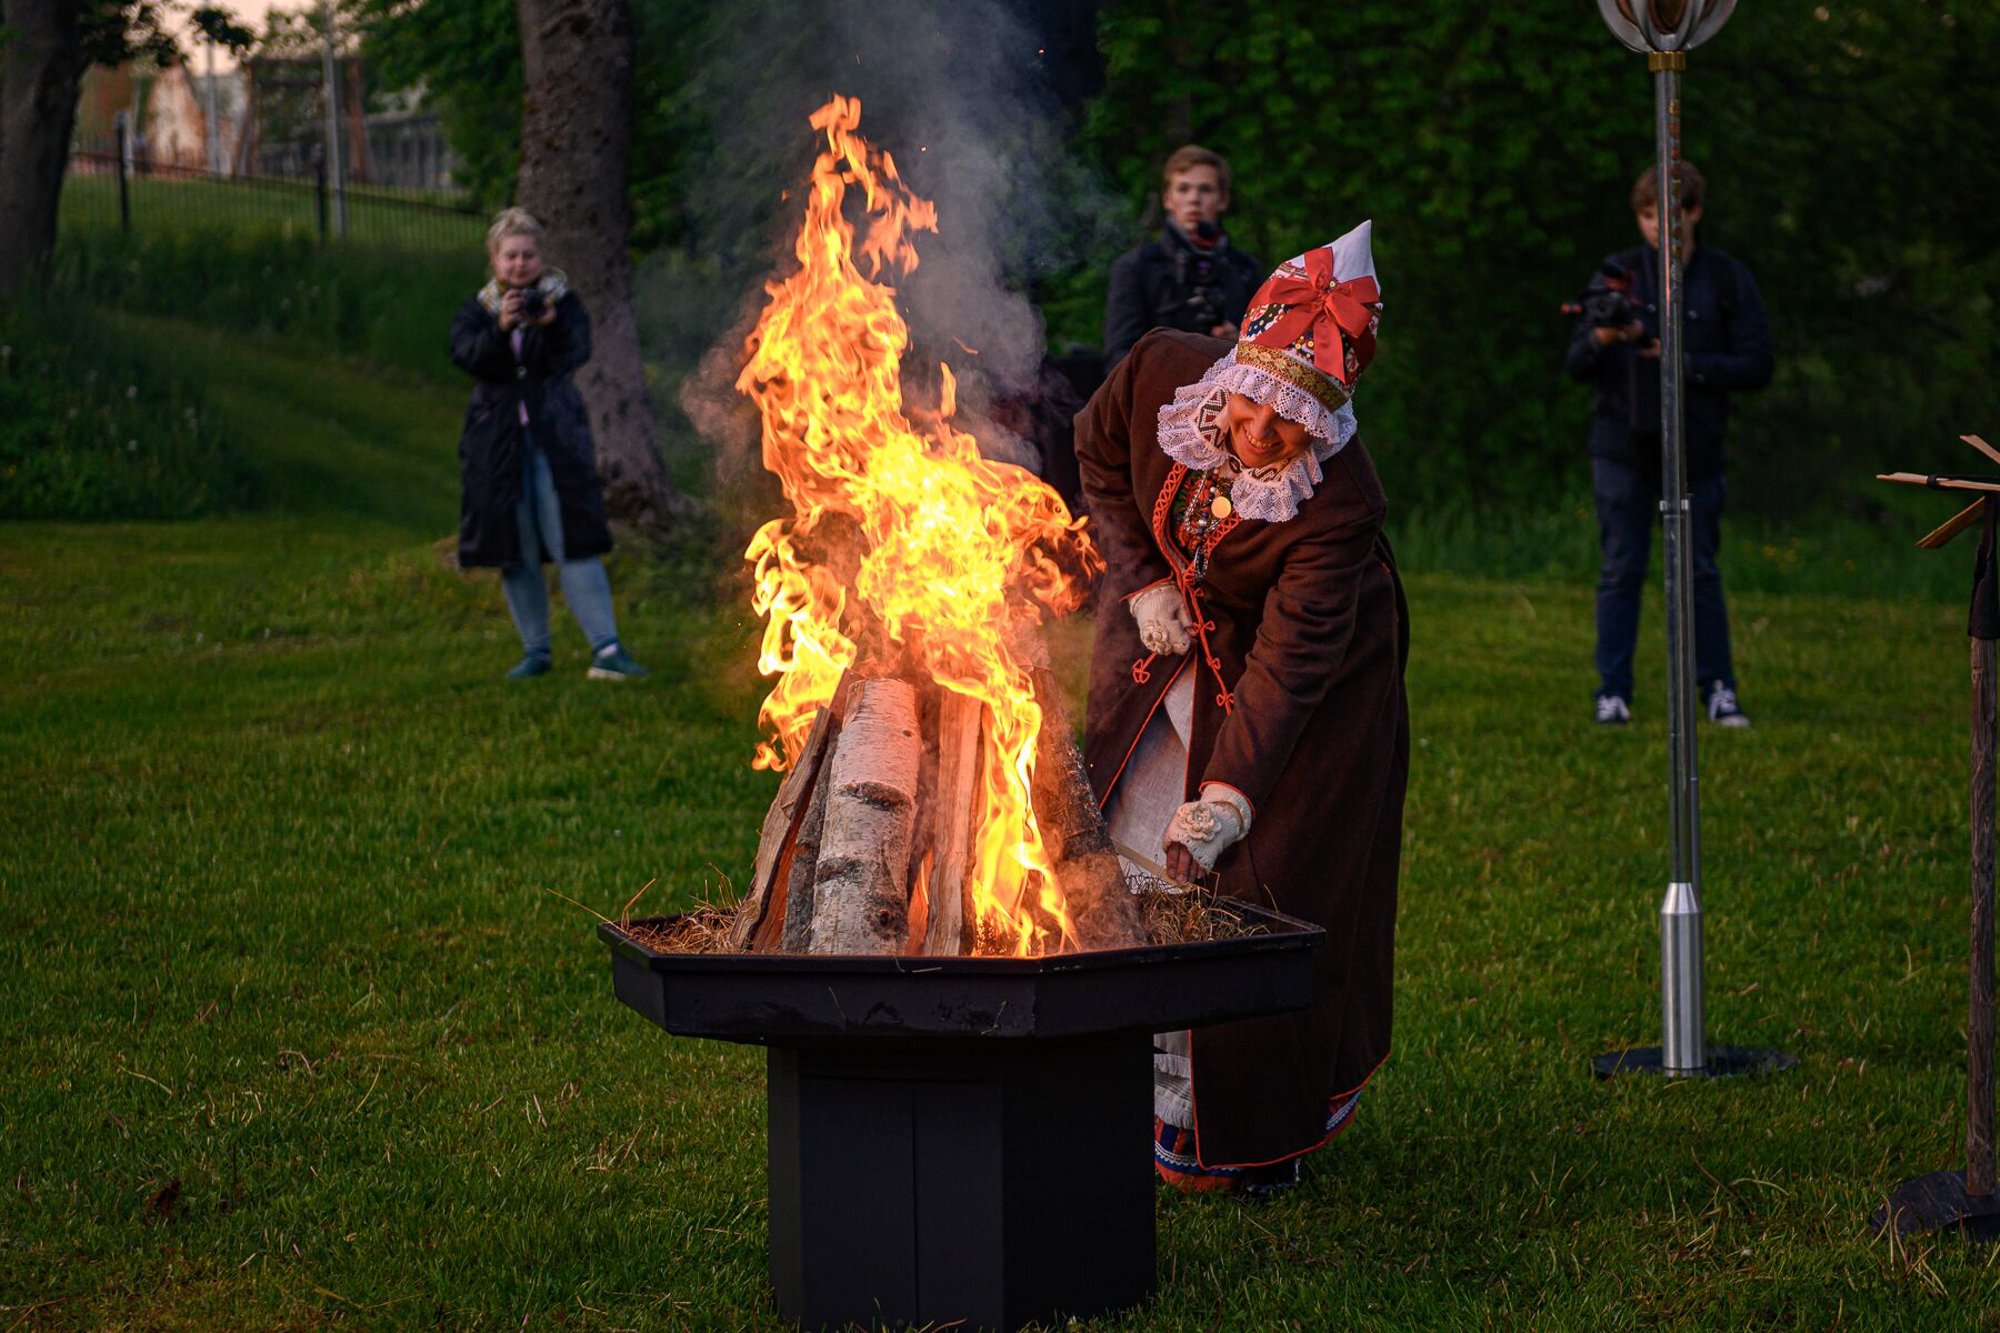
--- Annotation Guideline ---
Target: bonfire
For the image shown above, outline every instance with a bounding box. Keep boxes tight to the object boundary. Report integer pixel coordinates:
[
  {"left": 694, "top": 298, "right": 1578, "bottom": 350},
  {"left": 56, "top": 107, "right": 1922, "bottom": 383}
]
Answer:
[{"left": 723, "top": 95, "right": 1143, "bottom": 958}]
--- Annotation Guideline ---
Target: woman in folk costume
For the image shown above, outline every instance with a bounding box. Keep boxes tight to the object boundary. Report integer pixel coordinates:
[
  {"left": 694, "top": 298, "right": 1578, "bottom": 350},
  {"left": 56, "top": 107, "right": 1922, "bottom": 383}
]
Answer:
[{"left": 1075, "top": 221, "right": 1408, "bottom": 1194}]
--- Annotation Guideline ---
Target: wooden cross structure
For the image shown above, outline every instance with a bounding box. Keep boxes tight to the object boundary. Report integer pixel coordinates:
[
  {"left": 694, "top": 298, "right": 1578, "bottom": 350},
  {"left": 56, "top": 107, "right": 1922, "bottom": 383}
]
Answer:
[{"left": 1874, "top": 434, "right": 2000, "bottom": 1239}]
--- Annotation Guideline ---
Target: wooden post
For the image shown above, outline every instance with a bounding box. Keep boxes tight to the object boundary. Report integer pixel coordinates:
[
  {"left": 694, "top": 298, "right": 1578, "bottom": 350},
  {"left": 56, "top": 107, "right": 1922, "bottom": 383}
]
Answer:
[
  {"left": 114, "top": 114, "right": 131, "bottom": 233},
  {"left": 1871, "top": 447, "right": 2000, "bottom": 1236},
  {"left": 1971, "top": 631, "right": 1996, "bottom": 1197}
]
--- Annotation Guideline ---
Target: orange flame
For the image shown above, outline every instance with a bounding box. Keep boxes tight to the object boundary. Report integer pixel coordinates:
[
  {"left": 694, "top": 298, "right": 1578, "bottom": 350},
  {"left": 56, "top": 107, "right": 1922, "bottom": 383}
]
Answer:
[{"left": 735, "top": 95, "right": 1099, "bottom": 955}]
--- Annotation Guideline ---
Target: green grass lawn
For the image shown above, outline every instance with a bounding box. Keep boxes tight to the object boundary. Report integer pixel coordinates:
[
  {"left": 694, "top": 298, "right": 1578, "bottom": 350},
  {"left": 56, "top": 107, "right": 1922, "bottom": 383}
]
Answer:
[
  {"left": 4, "top": 315, "right": 1998, "bottom": 1328},
  {"left": 60, "top": 171, "right": 485, "bottom": 254}
]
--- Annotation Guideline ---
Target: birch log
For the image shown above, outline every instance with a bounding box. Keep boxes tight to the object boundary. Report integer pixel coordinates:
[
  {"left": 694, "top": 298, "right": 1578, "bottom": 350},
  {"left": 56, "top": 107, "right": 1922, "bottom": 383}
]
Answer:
[
  {"left": 1030, "top": 670, "right": 1148, "bottom": 950},
  {"left": 730, "top": 700, "right": 840, "bottom": 950},
  {"left": 921, "top": 689, "right": 986, "bottom": 955},
  {"left": 808, "top": 677, "right": 923, "bottom": 954},
  {"left": 779, "top": 755, "right": 835, "bottom": 953}
]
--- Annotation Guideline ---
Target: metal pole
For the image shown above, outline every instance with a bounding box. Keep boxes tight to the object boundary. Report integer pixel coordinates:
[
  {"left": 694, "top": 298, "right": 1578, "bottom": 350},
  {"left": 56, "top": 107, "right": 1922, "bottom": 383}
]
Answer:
[
  {"left": 1652, "top": 51, "right": 1706, "bottom": 1075},
  {"left": 315, "top": 148, "right": 329, "bottom": 243},
  {"left": 320, "top": 2, "right": 346, "bottom": 239},
  {"left": 115, "top": 112, "right": 131, "bottom": 234},
  {"left": 1972, "top": 630, "right": 1997, "bottom": 1196},
  {"left": 204, "top": 38, "right": 221, "bottom": 177}
]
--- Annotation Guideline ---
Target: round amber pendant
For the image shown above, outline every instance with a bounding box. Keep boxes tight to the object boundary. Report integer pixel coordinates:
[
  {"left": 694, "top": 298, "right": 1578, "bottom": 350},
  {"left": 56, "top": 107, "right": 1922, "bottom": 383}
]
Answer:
[{"left": 1210, "top": 494, "right": 1233, "bottom": 520}]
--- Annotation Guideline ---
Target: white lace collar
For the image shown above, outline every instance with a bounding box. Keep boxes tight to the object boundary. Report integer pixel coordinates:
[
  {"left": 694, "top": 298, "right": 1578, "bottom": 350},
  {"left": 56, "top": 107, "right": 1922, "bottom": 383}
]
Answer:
[{"left": 1154, "top": 349, "right": 1358, "bottom": 523}]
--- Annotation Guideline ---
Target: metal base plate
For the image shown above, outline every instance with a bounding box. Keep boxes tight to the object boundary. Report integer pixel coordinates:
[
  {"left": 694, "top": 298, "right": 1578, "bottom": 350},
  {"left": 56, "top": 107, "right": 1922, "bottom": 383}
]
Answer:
[
  {"left": 1872, "top": 1170, "right": 2000, "bottom": 1242},
  {"left": 1591, "top": 1045, "right": 1798, "bottom": 1079}
]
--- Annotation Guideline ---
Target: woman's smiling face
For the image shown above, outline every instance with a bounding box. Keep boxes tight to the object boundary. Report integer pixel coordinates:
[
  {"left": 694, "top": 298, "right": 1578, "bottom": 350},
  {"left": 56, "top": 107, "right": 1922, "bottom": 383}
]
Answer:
[
  {"left": 1215, "top": 393, "right": 1314, "bottom": 470},
  {"left": 490, "top": 234, "right": 543, "bottom": 288}
]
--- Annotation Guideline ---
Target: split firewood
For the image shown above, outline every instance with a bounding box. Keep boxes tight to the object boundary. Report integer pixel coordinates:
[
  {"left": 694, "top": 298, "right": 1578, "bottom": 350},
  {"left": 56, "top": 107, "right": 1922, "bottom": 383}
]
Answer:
[
  {"left": 1030, "top": 669, "right": 1148, "bottom": 951},
  {"left": 920, "top": 688, "right": 986, "bottom": 955},
  {"left": 807, "top": 675, "right": 924, "bottom": 954},
  {"left": 778, "top": 747, "right": 835, "bottom": 953},
  {"left": 731, "top": 697, "right": 841, "bottom": 950}
]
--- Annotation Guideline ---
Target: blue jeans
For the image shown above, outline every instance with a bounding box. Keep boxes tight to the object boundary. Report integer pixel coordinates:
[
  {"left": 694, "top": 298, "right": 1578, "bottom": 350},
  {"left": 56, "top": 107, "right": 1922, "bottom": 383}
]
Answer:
[
  {"left": 1593, "top": 456, "right": 1735, "bottom": 701},
  {"left": 500, "top": 433, "right": 619, "bottom": 660}
]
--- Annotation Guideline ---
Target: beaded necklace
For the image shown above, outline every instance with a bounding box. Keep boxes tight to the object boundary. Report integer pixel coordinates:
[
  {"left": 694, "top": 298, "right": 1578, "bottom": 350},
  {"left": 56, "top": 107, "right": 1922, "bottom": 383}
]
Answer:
[{"left": 1169, "top": 462, "right": 1241, "bottom": 582}]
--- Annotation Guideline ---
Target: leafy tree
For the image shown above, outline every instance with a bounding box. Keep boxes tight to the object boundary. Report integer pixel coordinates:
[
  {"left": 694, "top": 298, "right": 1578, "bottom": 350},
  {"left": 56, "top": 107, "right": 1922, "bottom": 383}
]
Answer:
[
  {"left": 354, "top": 0, "right": 521, "bottom": 207},
  {"left": 0, "top": 0, "right": 179, "bottom": 296},
  {"left": 188, "top": 5, "right": 255, "bottom": 52},
  {"left": 516, "top": 0, "right": 684, "bottom": 524}
]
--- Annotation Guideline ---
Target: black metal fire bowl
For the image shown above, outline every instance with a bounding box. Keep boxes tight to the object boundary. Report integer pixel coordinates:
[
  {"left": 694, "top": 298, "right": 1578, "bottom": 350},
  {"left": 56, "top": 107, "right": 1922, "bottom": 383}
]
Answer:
[{"left": 599, "top": 897, "right": 1322, "bottom": 1332}]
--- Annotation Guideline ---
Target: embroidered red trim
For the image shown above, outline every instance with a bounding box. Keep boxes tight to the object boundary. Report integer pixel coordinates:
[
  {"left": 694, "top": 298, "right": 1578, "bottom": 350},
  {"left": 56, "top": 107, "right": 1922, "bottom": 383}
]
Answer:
[{"left": 1149, "top": 466, "right": 1239, "bottom": 717}]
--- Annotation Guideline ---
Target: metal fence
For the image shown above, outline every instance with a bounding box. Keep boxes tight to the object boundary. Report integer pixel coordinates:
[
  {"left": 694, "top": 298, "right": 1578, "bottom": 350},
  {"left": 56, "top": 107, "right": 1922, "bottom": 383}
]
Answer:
[{"left": 62, "top": 145, "right": 485, "bottom": 254}]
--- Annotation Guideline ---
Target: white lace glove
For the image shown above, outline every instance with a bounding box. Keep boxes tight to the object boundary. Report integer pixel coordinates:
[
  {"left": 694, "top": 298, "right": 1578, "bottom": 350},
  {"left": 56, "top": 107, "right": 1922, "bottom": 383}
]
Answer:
[
  {"left": 1164, "top": 785, "right": 1254, "bottom": 873},
  {"left": 1129, "top": 583, "right": 1192, "bottom": 657}
]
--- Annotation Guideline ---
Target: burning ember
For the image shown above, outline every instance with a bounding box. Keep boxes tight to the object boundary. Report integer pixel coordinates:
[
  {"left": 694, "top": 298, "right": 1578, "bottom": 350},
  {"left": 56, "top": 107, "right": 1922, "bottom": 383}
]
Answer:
[{"left": 732, "top": 95, "right": 1119, "bottom": 957}]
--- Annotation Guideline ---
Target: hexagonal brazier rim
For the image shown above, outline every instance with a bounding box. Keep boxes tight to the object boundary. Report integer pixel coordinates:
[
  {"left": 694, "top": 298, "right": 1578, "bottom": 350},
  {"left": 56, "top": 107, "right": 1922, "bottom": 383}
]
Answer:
[{"left": 600, "top": 895, "right": 1322, "bottom": 1045}]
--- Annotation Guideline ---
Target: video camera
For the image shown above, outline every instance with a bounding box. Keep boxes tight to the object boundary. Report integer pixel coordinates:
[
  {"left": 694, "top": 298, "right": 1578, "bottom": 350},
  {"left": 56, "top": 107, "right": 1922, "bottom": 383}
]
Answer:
[{"left": 1561, "top": 257, "right": 1645, "bottom": 331}]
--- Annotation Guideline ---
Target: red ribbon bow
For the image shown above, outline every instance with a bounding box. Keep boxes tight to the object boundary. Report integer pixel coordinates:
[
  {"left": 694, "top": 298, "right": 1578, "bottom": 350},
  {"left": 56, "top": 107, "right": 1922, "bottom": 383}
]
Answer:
[{"left": 1250, "top": 247, "right": 1381, "bottom": 384}]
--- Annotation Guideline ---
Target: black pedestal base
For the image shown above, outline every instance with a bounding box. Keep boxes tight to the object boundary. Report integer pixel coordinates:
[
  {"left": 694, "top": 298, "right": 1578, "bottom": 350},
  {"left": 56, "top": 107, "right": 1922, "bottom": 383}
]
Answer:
[
  {"left": 1591, "top": 1045, "right": 1798, "bottom": 1079},
  {"left": 1872, "top": 1170, "right": 2000, "bottom": 1242},
  {"left": 767, "top": 1033, "right": 1153, "bottom": 1332}
]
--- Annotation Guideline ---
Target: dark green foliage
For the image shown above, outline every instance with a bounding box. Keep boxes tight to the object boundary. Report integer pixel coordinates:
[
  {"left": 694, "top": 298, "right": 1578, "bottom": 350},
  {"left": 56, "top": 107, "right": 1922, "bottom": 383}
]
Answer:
[
  {"left": 351, "top": 0, "right": 714, "bottom": 245},
  {"left": 187, "top": 5, "right": 255, "bottom": 53},
  {"left": 355, "top": 0, "right": 524, "bottom": 210},
  {"left": 1084, "top": 1, "right": 1651, "bottom": 508},
  {"left": 627, "top": 0, "right": 713, "bottom": 251},
  {"left": 1084, "top": 1, "right": 1996, "bottom": 516},
  {"left": 77, "top": 1, "right": 182, "bottom": 67},
  {"left": 48, "top": 227, "right": 484, "bottom": 379},
  {"left": 1697, "top": 1, "right": 1999, "bottom": 511},
  {"left": 0, "top": 301, "right": 253, "bottom": 519}
]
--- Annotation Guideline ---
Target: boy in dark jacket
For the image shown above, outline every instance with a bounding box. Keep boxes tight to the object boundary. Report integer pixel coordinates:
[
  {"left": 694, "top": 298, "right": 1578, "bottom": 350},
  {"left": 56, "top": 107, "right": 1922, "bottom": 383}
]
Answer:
[
  {"left": 1566, "top": 161, "right": 1772, "bottom": 727},
  {"left": 1101, "top": 146, "right": 1264, "bottom": 374}
]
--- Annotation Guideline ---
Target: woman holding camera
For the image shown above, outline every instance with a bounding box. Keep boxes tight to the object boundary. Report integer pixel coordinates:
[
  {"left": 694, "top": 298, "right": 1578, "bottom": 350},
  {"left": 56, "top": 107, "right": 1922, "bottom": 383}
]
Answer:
[{"left": 451, "top": 208, "right": 647, "bottom": 680}]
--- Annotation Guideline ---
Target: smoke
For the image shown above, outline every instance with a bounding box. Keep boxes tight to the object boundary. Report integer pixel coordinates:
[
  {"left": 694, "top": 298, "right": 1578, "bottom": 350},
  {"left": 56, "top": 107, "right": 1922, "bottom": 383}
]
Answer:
[{"left": 653, "top": 0, "right": 1126, "bottom": 477}]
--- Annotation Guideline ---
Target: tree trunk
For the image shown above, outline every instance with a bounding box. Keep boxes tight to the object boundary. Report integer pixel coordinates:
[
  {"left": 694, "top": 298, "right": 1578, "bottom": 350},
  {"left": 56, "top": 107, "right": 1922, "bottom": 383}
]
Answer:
[
  {"left": 0, "top": 0, "right": 87, "bottom": 298},
  {"left": 514, "top": 0, "right": 686, "bottom": 526}
]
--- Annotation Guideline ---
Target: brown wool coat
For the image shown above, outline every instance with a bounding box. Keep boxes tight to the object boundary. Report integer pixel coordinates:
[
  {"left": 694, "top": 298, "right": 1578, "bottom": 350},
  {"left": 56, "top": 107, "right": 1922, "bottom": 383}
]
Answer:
[{"left": 1075, "top": 329, "right": 1409, "bottom": 1168}]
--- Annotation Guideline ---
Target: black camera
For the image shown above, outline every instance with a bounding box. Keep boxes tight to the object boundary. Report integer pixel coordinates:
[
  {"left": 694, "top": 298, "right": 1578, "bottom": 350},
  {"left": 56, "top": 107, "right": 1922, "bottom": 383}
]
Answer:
[
  {"left": 1561, "top": 258, "right": 1645, "bottom": 330},
  {"left": 520, "top": 287, "right": 548, "bottom": 320},
  {"left": 1176, "top": 225, "right": 1226, "bottom": 331}
]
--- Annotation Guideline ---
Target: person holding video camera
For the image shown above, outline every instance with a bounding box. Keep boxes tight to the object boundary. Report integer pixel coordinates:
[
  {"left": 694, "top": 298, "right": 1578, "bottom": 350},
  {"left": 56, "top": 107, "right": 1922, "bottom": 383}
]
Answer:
[
  {"left": 1566, "top": 161, "right": 1771, "bottom": 728},
  {"left": 451, "top": 207, "right": 648, "bottom": 681},
  {"left": 1102, "top": 145, "right": 1264, "bottom": 374}
]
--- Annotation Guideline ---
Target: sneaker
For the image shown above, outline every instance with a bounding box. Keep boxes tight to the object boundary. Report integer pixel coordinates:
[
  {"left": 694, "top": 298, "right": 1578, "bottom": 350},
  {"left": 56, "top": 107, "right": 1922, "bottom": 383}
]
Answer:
[
  {"left": 587, "top": 644, "right": 650, "bottom": 681},
  {"left": 1705, "top": 682, "right": 1751, "bottom": 728},
  {"left": 1594, "top": 693, "right": 1632, "bottom": 726},
  {"left": 507, "top": 654, "right": 551, "bottom": 680}
]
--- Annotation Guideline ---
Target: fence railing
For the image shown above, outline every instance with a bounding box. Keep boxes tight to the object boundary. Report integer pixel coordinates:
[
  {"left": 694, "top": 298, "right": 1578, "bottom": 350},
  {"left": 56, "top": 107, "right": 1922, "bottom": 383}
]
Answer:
[{"left": 62, "top": 149, "right": 485, "bottom": 254}]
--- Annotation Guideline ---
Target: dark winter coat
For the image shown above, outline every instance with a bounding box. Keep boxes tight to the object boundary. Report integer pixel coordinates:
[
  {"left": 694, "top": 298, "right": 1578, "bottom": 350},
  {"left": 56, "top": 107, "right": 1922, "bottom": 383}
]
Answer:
[
  {"left": 450, "top": 290, "right": 613, "bottom": 568},
  {"left": 1076, "top": 329, "right": 1409, "bottom": 1168},
  {"left": 1102, "top": 226, "right": 1264, "bottom": 374},
  {"left": 1564, "top": 243, "right": 1773, "bottom": 483}
]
